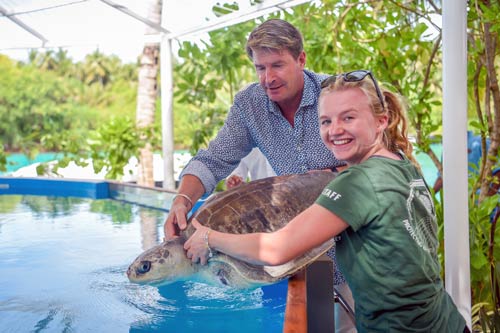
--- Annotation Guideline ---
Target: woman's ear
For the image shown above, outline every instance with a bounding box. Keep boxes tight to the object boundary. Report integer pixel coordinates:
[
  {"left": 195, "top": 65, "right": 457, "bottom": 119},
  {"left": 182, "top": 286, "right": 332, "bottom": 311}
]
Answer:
[{"left": 376, "top": 114, "right": 388, "bottom": 132}]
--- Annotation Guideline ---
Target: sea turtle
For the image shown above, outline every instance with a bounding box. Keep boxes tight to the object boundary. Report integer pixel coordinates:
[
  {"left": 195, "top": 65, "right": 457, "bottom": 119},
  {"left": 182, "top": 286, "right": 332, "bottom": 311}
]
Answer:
[{"left": 127, "top": 171, "right": 336, "bottom": 288}]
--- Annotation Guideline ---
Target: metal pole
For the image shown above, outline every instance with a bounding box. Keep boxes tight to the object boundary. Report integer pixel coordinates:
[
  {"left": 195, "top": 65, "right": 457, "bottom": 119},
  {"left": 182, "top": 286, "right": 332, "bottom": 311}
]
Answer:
[
  {"left": 442, "top": 0, "right": 471, "bottom": 328},
  {"left": 160, "top": 0, "right": 175, "bottom": 190}
]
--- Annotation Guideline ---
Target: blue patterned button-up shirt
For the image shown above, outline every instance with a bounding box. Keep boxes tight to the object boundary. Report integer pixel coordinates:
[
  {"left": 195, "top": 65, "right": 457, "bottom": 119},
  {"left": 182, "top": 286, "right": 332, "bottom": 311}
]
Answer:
[{"left": 181, "top": 69, "right": 343, "bottom": 194}]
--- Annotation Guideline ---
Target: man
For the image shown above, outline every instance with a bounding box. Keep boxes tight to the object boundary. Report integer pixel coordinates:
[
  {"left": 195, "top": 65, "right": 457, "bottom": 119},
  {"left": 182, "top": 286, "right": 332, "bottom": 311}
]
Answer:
[{"left": 164, "top": 19, "right": 355, "bottom": 332}]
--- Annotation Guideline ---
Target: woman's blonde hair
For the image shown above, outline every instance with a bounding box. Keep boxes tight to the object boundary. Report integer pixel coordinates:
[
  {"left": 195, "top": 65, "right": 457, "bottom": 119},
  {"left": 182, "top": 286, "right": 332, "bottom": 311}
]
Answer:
[{"left": 320, "top": 72, "right": 419, "bottom": 167}]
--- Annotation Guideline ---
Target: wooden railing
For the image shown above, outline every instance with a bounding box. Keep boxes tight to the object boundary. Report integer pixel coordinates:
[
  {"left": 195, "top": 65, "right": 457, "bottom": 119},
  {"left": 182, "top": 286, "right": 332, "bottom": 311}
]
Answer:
[{"left": 283, "top": 269, "right": 307, "bottom": 332}]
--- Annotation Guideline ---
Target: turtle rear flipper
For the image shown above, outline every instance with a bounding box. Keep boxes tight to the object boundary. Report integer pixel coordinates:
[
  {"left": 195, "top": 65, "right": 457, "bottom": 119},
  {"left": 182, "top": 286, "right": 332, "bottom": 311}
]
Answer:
[{"left": 263, "top": 239, "right": 334, "bottom": 278}]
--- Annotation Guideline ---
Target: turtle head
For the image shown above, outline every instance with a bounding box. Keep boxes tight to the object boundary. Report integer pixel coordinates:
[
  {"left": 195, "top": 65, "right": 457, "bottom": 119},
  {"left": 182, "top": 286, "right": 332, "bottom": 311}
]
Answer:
[{"left": 127, "top": 237, "right": 196, "bottom": 285}]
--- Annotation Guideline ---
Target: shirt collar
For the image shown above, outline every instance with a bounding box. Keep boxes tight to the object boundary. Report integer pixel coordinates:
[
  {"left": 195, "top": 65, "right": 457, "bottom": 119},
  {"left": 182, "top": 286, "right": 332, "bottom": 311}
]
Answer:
[{"left": 300, "top": 69, "right": 320, "bottom": 108}]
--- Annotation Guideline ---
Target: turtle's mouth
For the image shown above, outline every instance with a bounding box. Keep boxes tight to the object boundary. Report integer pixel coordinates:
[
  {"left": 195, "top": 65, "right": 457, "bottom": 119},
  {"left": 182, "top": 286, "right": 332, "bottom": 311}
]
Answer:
[
  {"left": 130, "top": 275, "right": 176, "bottom": 286},
  {"left": 127, "top": 269, "right": 173, "bottom": 285},
  {"left": 127, "top": 276, "right": 170, "bottom": 285}
]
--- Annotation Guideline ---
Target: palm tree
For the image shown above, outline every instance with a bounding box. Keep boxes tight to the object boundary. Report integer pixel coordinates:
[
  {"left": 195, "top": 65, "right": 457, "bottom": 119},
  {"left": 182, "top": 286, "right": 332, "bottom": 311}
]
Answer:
[
  {"left": 81, "top": 50, "right": 112, "bottom": 86},
  {"left": 136, "top": 0, "right": 161, "bottom": 187}
]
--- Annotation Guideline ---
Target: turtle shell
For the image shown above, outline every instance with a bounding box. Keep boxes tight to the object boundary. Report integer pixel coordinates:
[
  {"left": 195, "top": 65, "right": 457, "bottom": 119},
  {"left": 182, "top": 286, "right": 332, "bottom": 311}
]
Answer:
[{"left": 183, "top": 171, "right": 337, "bottom": 284}]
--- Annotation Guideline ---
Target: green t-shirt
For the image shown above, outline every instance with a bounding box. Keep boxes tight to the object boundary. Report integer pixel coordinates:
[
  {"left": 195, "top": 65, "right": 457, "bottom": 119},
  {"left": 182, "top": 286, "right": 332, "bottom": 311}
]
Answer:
[{"left": 316, "top": 156, "right": 466, "bottom": 332}]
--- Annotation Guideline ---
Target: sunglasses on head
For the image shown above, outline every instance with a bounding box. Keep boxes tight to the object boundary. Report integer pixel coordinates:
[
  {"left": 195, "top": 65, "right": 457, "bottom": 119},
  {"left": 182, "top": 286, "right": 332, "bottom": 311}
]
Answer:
[{"left": 321, "top": 70, "right": 385, "bottom": 110}]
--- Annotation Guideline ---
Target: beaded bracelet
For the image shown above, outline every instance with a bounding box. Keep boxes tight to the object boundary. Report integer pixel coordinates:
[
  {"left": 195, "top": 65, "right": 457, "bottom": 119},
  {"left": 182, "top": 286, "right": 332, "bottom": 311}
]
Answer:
[
  {"left": 172, "top": 193, "right": 193, "bottom": 210},
  {"left": 204, "top": 229, "right": 214, "bottom": 259}
]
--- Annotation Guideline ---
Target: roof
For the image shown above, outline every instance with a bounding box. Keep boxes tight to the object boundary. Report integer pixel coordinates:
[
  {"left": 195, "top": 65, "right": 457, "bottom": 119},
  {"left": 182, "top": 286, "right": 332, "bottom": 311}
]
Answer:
[{"left": 0, "top": 0, "right": 310, "bottom": 62}]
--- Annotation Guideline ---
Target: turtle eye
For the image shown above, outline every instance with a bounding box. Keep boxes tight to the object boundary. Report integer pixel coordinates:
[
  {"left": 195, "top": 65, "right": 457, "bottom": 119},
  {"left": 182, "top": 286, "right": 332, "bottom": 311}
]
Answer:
[{"left": 137, "top": 261, "right": 151, "bottom": 274}]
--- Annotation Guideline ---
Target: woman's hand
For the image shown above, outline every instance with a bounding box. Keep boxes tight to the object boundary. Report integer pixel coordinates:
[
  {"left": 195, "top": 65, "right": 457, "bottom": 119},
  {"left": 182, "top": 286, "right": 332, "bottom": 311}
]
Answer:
[{"left": 184, "top": 219, "right": 212, "bottom": 265}]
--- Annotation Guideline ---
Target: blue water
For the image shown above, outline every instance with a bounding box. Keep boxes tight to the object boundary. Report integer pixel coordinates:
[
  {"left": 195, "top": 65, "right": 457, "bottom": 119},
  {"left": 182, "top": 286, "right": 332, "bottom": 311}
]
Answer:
[{"left": 0, "top": 196, "right": 286, "bottom": 333}]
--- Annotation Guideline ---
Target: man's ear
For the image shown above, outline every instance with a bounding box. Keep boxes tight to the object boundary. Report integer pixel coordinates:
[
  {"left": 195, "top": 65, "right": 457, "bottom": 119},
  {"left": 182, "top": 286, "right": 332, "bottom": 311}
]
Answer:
[{"left": 297, "top": 51, "right": 306, "bottom": 68}]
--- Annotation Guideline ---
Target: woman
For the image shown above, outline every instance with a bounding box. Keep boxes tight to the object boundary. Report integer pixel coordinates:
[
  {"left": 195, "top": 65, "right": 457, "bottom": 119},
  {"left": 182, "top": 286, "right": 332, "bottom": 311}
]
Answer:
[{"left": 185, "top": 70, "right": 467, "bottom": 332}]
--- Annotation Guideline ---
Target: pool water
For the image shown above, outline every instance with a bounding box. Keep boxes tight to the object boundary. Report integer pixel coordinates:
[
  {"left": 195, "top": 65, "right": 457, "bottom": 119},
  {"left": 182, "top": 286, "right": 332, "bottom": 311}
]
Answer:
[{"left": 0, "top": 196, "right": 286, "bottom": 333}]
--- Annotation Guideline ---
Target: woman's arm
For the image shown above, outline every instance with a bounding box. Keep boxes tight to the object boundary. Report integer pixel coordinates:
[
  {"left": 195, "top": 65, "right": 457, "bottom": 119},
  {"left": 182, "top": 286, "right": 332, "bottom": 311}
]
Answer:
[{"left": 184, "top": 203, "right": 349, "bottom": 266}]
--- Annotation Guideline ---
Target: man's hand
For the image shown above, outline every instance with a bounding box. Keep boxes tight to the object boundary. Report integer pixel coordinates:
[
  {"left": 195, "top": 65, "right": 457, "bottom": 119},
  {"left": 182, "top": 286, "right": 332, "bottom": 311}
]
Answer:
[
  {"left": 163, "top": 175, "right": 205, "bottom": 240},
  {"left": 163, "top": 199, "right": 191, "bottom": 239}
]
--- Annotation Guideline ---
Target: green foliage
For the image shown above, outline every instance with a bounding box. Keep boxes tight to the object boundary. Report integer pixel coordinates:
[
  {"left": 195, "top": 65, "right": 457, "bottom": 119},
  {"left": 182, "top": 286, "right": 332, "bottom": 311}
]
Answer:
[
  {"left": 469, "top": 192, "right": 500, "bottom": 330},
  {"left": 170, "top": 102, "right": 196, "bottom": 148},
  {"left": 289, "top": 0, "right": 443, "bottom": 152},
  {"left": 464, "top": 1, "right": 500, "bottom": 327},
  {"left": 86, "top": 116, "right": 154, "bottom": 180},
  {"left": 0, "top": 145, "right": 6, "bottom": 173},
  {"left": 0, "top": 48, "right": 139, "bottom": 177},
  {"left": 32, "top": 114, "right": 160, "bottom": 181},
  {"left": 190, "top": 106, "right": 228, "bottom": 154},
  {"left": 0, "top": 55, "right": 83, "bottom": 153},
  {"left": 469, "top": 184, "right": 499, "bottom": 298},
  {"left": 173, "top": 10, "right": 255, "bottom": 153}
]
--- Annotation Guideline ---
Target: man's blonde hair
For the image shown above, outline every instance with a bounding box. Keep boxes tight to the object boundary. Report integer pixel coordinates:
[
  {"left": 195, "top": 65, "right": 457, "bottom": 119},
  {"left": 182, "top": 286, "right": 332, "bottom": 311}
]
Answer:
[{"left": 246, "top": 19, "right": 304, "bottom": 60}]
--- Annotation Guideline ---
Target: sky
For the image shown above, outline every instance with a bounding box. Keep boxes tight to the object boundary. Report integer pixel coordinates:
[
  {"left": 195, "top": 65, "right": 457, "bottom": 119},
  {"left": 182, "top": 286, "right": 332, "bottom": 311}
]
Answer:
[{"left": 0, "top": 0, "right": 236, "bottom": 63}]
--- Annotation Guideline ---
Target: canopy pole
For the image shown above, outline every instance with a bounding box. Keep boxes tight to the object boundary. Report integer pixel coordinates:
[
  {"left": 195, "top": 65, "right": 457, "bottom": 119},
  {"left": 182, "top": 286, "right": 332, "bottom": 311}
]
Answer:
[
  {"left": 160, "top": 0, "right": 175, "bottom": 190},
  {"left": 442, "top": 0, "right": 471, "bottom": 328}
]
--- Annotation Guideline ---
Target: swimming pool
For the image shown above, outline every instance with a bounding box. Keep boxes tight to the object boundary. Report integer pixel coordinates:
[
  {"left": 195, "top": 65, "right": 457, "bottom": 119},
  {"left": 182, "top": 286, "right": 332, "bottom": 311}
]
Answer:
[{"left": 0, "top": 184, "right": 287, "bottom": 333}]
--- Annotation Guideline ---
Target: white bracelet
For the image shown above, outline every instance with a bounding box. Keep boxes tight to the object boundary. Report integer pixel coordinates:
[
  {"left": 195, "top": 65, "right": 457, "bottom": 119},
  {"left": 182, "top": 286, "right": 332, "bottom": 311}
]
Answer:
[
  {"left": 204, "top": 229, "right": 214, "bottom": 259},
  {"left": 173, "top": 193, "right": 193, "bottom": 210}
]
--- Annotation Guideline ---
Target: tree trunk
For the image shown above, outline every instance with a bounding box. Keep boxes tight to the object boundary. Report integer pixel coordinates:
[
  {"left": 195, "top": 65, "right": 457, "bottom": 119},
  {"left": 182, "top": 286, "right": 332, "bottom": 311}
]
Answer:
[{"left": 136, "top": 0, "right": 161, "bottom": 187}]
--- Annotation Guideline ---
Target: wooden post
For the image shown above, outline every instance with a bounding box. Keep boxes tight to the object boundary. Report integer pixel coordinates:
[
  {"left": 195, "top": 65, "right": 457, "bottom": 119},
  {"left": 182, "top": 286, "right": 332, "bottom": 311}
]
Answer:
[{"left": 283, "top": 269, "right": 307, "bottom": 333}]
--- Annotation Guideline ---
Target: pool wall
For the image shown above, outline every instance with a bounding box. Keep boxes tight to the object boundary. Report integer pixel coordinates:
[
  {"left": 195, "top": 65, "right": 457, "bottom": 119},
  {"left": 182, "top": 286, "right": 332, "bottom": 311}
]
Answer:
[
  {"left": 0, "top": 177, "right": 109, "bottom": 198},
  {"left": 0, "top": 177, "right": 182, "bottom": 212}
]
